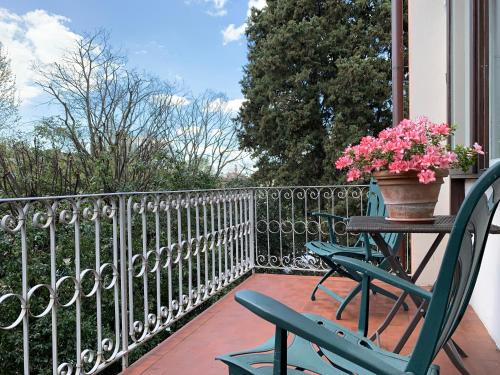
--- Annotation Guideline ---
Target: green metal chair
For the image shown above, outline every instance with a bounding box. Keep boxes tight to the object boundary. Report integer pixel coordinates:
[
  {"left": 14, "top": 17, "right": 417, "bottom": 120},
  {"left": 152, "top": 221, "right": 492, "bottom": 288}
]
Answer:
[
  {"left": 216, "top": 162, "right": 500, "bottom": 374},
  {"left": 306, "top": 180, "right": 407, "bottom": 320}
]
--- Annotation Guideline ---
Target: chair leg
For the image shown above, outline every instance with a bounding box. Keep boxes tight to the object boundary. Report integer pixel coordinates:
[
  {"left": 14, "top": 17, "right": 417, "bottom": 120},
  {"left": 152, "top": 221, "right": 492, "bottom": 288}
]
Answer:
[
  {"left": 311, "top": 269, "right": 335, "bottom": 301},
  {"left": 274, "top": 327, "right": 287, "bottom": 374},
  {"left": 370, "top": 284, "right": 409, "bottom": 311},
  {"left": 451, "top": 339, "right": 468, "bottom": 358},
  {"left": 358, "top": 275, "right": 371, "bottom": 336},
  {"left": 229, "top": 368, "right": 250, "bottom": 375},
  {"left": 227, "top": 364, "right": 251, "bottom": 375},
  {"left": 336, "top": 283, "right": 362, "bottom": 320},
  {"left": 444, "top": 341, "right": 472, "bottom": 375}
]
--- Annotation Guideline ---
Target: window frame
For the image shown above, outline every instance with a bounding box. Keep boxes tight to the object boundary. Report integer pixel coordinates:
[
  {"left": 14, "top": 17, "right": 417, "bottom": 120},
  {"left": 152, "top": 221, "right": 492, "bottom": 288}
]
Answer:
[{"left": 449, "top": 0, "right": 491, "bottom": 213}]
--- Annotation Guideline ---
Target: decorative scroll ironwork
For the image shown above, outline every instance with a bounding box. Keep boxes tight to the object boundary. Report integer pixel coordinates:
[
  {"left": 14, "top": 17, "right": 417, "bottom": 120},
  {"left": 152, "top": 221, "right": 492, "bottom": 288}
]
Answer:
[
  {"left": 253, "top": 185, "right": 370, "bottom": 272},
  {"left": 1, "top": 184, "right": 412, "bottom": 374},
  {"left": 0, "top": 189, "right": 254, "bottom": 374}
]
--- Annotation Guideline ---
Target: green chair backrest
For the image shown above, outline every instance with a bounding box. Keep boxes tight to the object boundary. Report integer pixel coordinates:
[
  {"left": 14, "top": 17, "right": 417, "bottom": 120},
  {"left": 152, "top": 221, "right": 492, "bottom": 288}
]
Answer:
[
  {"left": 366, "top": 179, "right": 402, "bottom": 251},
  {"left": 407, "top": 163, "right": 500, "bottom": 374}
]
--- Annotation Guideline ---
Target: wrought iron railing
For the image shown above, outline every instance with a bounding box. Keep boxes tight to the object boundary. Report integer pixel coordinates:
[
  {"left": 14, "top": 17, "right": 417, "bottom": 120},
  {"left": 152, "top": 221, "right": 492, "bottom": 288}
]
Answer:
[
  {"left": 0, "top": 185, "right": 376, "bottom": 374},
  {"left": 254, "top": 185, "right": 370, "bottom": 271}
]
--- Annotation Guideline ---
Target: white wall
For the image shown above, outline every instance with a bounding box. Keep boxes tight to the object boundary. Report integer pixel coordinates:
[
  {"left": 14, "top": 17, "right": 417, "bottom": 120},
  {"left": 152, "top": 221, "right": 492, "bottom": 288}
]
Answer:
[
  {"left": 450, "top": 0, "right": 471, "bottom": 147},
  {"left": 408, "top": 0, "right": 450, "bottom": 286},
  {"left": 474, "top": 0, "right": 500, "bottom": 347},
  {"left": 468, "top": 178, "right": 500, "bottom": 348},
  {"left": 410, "top": 0, "right": 500, "bottom": 349}
]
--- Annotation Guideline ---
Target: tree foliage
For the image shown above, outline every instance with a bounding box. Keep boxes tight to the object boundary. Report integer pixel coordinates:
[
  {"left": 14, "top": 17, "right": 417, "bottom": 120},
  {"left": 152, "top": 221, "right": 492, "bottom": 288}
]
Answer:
[
  {"left": 34, "top": 32, "right": 185, "bottom": 192},
  {"left": 0, "top": 42, "right": 19, "bottom": 130},
  {"left": 0, "top": 32, "right": 244, "bottom": 198},
  {"left": 171, "top": 91, "right": 245, "bottom": 177},
  {"left": 0, "top": 31, "right": 246, "bottom": 375},
  {"left": 239, "top": 0, "right": 402, "bottom": 185}
]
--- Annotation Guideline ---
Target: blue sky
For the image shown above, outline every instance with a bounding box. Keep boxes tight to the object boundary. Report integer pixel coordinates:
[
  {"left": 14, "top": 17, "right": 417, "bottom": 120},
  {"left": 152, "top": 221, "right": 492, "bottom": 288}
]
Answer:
[{"left": 0, "top": 0, "right": 265, "bottom": 124}]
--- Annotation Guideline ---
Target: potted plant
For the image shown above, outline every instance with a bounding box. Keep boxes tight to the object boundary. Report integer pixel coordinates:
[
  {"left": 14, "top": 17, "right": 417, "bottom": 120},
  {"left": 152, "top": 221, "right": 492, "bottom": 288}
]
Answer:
[{"left": 335, "top": 117, "right": 484, "bottom": 222}]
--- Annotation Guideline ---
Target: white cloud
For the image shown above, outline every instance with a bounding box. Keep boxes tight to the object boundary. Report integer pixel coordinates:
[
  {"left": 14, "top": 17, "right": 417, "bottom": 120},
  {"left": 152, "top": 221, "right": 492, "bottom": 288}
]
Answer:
[
  {"left": 186, "top": 0, "right": 228, "bottom": 17},
  {"left": 209, "top": 97, "right": 245, "bottom": 113},
  {"left": 208, "top": 0, "right": 228, "bottom": 16},
  {"left": 132, "top": 41, "right": 166, "bottom": 57},
  {"left": 153, "top": 94, "right": 190, "bottom": 106},
  {"left": 0, "top": 8, "right": 80, "bottom": 101},
  {"left": 207, "top": 9, "right": 227, "bottom": 17},
  {"left": 176, "top": 125, "right": 200, "bottom": 136},
  {"left": 247, "top": 0, "right": 267, "bottom": 16},
  {"left": 170, "top": 94, "right": 191, "bottom": 106},
  {"left": 222, "top": 23, "right": 246, "bottom": 45},
  {"left": 221, "top": 0, "right": 267, "bottom": 45},
  {"left": 224, "top": 98, "right": 245, "bottom": 112}
]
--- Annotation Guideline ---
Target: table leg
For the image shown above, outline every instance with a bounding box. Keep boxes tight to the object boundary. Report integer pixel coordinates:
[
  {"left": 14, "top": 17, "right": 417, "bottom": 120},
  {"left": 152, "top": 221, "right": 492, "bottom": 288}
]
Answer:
[
  {"left": 393, "top": 308, "right": 471, "bottom": 375},
  {"left": 392, "top": 301, "right": 470, "bottom": 365},
  {"left": 370, "top": 233, "right": 421, "bottom": 307},
  {"left": 393, "top": 300, "right": 428, "bottom": 353},
  {"left": 369, "top": 233, "right": 445, "bottom": 340},
  {"left": 371, "top": 233, "right": 471, "bottom": 374}
]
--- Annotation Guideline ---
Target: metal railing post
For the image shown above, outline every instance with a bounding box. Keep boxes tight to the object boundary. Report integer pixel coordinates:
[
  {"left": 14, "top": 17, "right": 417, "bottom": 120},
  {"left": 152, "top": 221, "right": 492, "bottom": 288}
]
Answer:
[
  {"left": 119, "top": 195, "right": 129, "bottom": 369},
  {"left": 249, "top": 189, "right": 256, "bottom": 271},
  {"left": 20, "top": 205, "right": 30, "bottom": 375},
  {"left": 0, "top": 185, "right": 373, "bottom": 374}
]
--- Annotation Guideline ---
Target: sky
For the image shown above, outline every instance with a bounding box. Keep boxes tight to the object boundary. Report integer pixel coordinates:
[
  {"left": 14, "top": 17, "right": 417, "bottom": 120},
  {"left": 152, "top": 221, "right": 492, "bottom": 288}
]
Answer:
[{"left": 0, "top": 0, "right": 266, "bottom": 125}]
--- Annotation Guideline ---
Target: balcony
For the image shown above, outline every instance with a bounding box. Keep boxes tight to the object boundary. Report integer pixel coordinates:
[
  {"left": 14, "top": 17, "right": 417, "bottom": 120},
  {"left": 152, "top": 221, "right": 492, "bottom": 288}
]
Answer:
[
  {"left": 122, "top": 275, "right": 499, "bottom": 375},
  {"left": 0, "top": 186, "right": 498, "bottom": 374}
]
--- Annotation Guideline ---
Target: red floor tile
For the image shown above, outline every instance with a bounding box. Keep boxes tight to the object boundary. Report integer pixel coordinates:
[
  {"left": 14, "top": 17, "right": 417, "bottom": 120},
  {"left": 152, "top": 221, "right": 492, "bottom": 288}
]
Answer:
[{"left": 121, "top": 274, "right": 500, "bottom": 375}]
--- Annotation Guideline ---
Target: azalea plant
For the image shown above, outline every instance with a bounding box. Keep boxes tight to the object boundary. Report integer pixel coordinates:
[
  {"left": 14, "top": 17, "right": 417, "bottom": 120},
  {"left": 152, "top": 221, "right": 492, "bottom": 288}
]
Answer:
[{"left": 335, "top": 117, "right": 484, "bottom": 184}]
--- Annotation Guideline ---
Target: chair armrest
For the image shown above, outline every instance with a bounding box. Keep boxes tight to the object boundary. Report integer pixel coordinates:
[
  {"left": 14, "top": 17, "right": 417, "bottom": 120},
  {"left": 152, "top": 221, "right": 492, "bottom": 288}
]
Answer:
[
  {"left": 235, "top": 290, "right": 410, "bottom": 375},
  {"left": 331, "top": 256, "right": 432, "bottom": 300}
]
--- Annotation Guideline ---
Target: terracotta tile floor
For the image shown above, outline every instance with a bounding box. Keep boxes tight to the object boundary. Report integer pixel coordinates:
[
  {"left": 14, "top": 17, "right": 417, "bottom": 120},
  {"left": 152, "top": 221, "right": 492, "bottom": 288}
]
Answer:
[{"left": 121, "top": 274, "right": 500, "bottom": 374}]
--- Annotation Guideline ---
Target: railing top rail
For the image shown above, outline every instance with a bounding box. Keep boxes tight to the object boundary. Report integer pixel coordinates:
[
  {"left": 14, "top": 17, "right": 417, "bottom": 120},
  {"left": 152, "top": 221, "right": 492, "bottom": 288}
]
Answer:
[
  {"left": 251, "top": 184, "right": 368, "bottom": 189},
  {"left": 0, "top": 184, "right": 369, "bottom": 203},
  {"left": 0, "top": 187, "right": 252, "bottom": 203}
]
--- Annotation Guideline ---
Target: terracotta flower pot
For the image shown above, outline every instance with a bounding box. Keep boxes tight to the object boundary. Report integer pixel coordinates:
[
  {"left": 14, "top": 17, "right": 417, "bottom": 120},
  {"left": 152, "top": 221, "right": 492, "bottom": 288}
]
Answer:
[{"left": 372, "top": 169, "right": 449, "bottom": 222}]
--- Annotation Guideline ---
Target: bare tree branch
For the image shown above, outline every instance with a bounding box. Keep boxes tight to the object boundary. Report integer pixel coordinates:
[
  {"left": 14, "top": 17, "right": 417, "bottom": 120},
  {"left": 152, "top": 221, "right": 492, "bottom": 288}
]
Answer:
[
  {"left": 0, "top": 43, "right": 19, "bottom": 131},
  {"left": 169, "top": 91, "right": 245, "bottom": 178},
  {"left": 33, "top": 31, "right": 181, "bottom": 191}
]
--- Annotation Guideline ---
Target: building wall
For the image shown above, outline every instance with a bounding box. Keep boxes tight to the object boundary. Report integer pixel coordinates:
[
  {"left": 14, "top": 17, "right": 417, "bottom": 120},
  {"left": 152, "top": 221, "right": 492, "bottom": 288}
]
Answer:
[
  {"left": 450, "top": 0, "right": 471, "bottom": 147},
  {"left": 452, "top": 0, "right": 500, "bottom": 349},
  {"left": 408, "top": 0, "right": 449, "bottom": 286},
  {"left": 467, "top": 179, "right": 500, "bottom": 347},
  {"left": 410, "top": 0, "right": 500, "bottom": 348},
  {"left": 473, "top": 0, "right": 500, "bottom": 347}
]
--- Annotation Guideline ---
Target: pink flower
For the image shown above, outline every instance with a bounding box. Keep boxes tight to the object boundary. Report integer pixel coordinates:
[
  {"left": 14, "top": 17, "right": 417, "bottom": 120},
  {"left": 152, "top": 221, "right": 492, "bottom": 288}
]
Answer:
[
  {"left": 335, "top": 156, "right": 353, "bottom": 169},
  {"left": 438, "top": 152, "right": 457, "bottom": 169},
  {"left": 473, "top": 142, "right": 485, "bottom": 155},
  {"left": 408, "top": 155, "right": 421, "bottom": 170},
  {"left": 337, "top": 117, "right": 464, "bottom": 184},
  {"left": 418, "top": 169, "right": 436, "bottom": 184},
  {"left": 429, "top": 123, "right": 450, "bottom": 136},
  {"left": 388, "top": 160, "right": 410, "bottom": 174},
  {"left": 378, "top": 129, "right": 390, "bottom": 140},
  {"left": 372, "top": 159, "right": 387, "bottom": 170},
  {"left": 346, "top": 168, "right": 362, "bottom": 182},
  {"left": 419, "top": 145, "right": 442, "bottom": 168},
  {"left": 399, "top": 118, "right": 414, "bottom": 128},
  {"left": 414, "top": 116, "right": 429, "bottom": 127}
]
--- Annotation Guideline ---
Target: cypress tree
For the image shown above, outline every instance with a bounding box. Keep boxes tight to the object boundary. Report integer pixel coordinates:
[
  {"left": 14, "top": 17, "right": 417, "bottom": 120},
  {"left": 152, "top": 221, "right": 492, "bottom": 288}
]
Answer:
[{"left": 239, "top": 0, "right": 404, "bottom": 184}]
